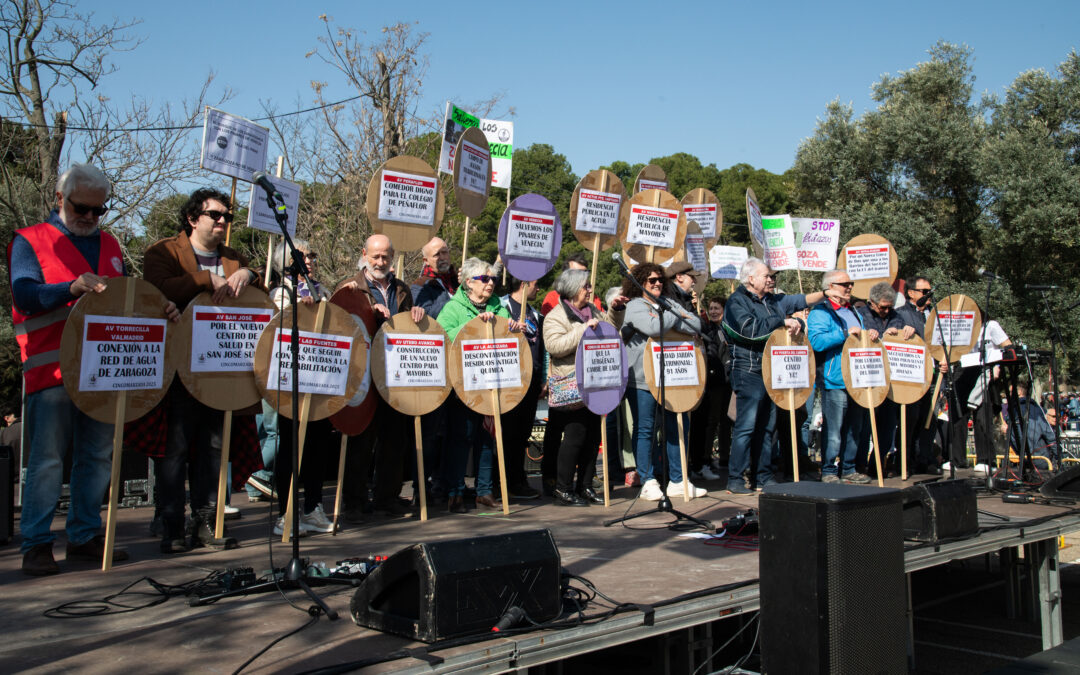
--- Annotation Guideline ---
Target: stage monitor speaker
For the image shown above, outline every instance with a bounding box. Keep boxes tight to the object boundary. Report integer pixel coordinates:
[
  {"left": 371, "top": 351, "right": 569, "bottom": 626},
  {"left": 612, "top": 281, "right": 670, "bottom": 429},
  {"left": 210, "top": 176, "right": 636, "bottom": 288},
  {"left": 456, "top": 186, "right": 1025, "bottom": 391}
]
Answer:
[
  {"left": 759, "top": 482, "right": 906, "bottom": 675},
  {"left": 1040, "top": 465, "right": 1080, "bottom": 499},
  {"left": 0, "top": 445, "right": 11, "bottom": 544},
  {"left": 350, "top": 529, "right": 561, "bottom": 642},
  {"left": 901, "top": 479, "right": 979, "bottom": 543}
]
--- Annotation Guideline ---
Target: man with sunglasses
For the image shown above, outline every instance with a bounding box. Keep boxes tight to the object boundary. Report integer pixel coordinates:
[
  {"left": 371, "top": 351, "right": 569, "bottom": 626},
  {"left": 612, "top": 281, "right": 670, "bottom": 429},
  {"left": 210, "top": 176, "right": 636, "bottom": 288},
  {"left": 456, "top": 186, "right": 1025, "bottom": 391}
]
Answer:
[
  {"left": 896, "top": 275, "right": 945, "bottom": 474},
  {"left": 808, "top": 269, "right": 875, "bottom": 484},
  {"left": 10, "top": 163, "right": 179, "bottom": 575},
  {"left": 722, "top": 258, "right": 824, "bottom": 494},
  {"left": 143, "top": 188, "right": 261, "bottom": 553}
]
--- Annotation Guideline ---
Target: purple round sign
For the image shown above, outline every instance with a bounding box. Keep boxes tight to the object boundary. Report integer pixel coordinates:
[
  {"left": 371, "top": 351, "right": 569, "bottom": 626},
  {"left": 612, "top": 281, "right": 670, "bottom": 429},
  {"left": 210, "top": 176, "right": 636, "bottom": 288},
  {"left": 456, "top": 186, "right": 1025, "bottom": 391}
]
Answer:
[
  {"left": 575, "top": 321, "right": 629, "bottom": 416},
  {"left": 497, "top": 193, "right": 562, "bottom": 282}
]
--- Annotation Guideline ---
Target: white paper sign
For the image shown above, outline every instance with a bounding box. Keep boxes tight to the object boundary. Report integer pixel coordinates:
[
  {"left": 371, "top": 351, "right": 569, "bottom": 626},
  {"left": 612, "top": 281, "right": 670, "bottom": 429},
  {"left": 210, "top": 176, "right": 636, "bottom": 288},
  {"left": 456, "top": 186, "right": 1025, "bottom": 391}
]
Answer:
[
  {"left": 378, "top": 169, "right": 437, "bottom": 226},
  {"left": 849, "top": 348, "right": 887, "bottom": 389},
  {"left": 761, "top": 214, "right": 798, "bottom": 271},
  {"left": 637, "top": 178, "right": 668, "bottom": 193},
  {"left": 456, "top": 139, "right": 490, "bottom": 196},
  {"left": 686, "top": 234, "right": 708, "bottom": 275},
  {"left": 576, "top": 189, "right": 622, "bottom": 235},
  {"left": 190, "top": 306, "right": 274, "bottom": 372},
  {"left": 506, "top": 210, "right": 556, "bottom": 260},
  {"left": 627, "top": 204, "right": 679, "bottom": 248},
  {"left": 200, "top": 108, "right": 269, "bottom": 181},
  {"left": 246, "top": 175, "right": 301, "bottom": 237},
  {"left": 883, "top": 342, "right": 926, "bottom": 385},
  {"left": 770, "top": 346, "right": 810, "bottom": 390},
  {"left": 79, "top": 315, "right": 167, "bottom": 391},
  {"left": 384, "top": 333, "right": 446, "bottom": 387},
  {"left": 709, "top": 246, "right": 748, "bottom": 279},
  {"left": 461, "top": 338, "right": 522, "bottom": 391},
  {"left": 438, "top": 102, "right": 513, "bottom": 189},
  {"left": 747, "top": 190, "right": 764, "bottom": 250},
  {"left": 582, "top": 339, "right": 622, "bottom": 390},
  {"left": 930, "top": 311, "right": 975, "bottom": 347},
  {"left": 792, "top": 217, "right": 840, "bottom": 271},
  {"left": 845, "top": 243, "right": 891, "bottom": 280},
  {"left": 649, "top": 341, "right": 699, "bottom": 387},
  {"left": 683, "top": 203, "right": 717, "bottom": 238},
  {"left": 266, "top": 330, "right": 353, "bottom": 396}
]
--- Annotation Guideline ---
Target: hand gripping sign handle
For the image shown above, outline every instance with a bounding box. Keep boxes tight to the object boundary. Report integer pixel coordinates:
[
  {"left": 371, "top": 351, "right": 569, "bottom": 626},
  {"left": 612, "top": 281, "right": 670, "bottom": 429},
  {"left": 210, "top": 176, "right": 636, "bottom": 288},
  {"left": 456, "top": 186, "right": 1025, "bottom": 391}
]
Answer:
[
  {"left": 487, "top": 319, "right": 511, "bottom": 516},
  {"left": 101, "top": 280, "right": 136, "bottom": 571},
  {"left": 785, "top": 332, "right": 800, "bottom": 483}
]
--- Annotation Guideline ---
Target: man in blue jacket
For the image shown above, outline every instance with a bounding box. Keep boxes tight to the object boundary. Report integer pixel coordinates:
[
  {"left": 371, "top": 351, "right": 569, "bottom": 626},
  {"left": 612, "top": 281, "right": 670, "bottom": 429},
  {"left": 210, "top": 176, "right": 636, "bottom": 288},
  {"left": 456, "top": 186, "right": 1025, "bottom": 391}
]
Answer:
[
  {"left": 721, "top": 257, "right": 823, "bottom": 493},
  {"left": 808, "top": 270, "right": 874, "bottom": 484}
]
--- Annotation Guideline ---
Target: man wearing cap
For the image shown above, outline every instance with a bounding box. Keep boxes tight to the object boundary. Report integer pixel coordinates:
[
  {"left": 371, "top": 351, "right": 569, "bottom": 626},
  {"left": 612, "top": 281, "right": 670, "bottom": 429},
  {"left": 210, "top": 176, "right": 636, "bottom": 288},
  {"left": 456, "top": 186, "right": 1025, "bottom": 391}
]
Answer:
[{"left": 666, "top": 261, "right": 701, "bottom": 315}]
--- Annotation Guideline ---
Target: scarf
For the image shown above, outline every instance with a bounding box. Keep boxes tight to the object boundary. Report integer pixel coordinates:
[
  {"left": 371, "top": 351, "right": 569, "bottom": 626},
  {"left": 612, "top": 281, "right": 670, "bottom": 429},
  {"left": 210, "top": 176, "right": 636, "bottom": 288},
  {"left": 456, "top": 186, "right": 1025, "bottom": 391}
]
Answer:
[{"left": 420, "top": 264, "right": 458, "bottom": 294}]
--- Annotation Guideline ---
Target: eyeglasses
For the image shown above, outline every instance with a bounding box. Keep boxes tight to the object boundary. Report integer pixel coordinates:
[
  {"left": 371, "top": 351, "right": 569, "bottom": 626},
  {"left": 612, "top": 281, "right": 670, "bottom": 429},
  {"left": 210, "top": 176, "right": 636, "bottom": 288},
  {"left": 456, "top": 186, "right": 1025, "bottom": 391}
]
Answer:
[
  {"left": 831, "top": 282, "right": 855, "bottom": 289},
  {"left": 304, "top": 252, "right": 318, "bottom": 261},
  {"left": 757, "top": 273, "right": 778, "bottom": 281},
  {"left": 645, "top": 277, "right": 664, "bottom": 286},
  {"left": 68, "top": 200, "right": 109, "bottom": 217},
  {"left": 200, "top": 209, "right": 234, "bottom": 223},
  {"left": 471, "top": 275, "right": 495, "bottom": 284},
  {"left": 917, "top": 288, "right": 933, "bottom": 295},
  {"left": 583, "top": 283, "right": 592, "bottom": 291}
]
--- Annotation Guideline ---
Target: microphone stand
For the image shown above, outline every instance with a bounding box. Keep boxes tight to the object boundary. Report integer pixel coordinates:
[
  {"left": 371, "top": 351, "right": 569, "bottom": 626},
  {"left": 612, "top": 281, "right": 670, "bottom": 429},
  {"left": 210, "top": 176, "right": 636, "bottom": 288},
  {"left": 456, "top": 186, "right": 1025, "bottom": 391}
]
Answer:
[
  {"left": 928, "top": 290, "right": 961, "bottom": 481},
  {"left": 190, "top": 185, "right": 355, "bottom": 613},
  {"left": 604, "top": 262, "right": 712, "bottom": 532}
]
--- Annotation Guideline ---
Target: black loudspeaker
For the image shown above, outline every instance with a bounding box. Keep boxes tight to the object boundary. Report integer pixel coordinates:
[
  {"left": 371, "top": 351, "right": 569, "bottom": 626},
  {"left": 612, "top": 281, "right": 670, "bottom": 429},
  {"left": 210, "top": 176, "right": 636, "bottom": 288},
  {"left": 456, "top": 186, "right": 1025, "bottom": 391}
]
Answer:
[
  {"left": 350, "top": 529, "right": 562, "bottom": 642},
  {"left": 0, "top": 445, "right": 13, "bottom": 544},
  {"left": 759, "top": 482, "right": 906, "bottom": 675},
  {"left": 901, "top": 479, "right": 979, "bottom": 542},
  {"left": 1040, "top": 465, "right": 1080, "bottom": 499}
]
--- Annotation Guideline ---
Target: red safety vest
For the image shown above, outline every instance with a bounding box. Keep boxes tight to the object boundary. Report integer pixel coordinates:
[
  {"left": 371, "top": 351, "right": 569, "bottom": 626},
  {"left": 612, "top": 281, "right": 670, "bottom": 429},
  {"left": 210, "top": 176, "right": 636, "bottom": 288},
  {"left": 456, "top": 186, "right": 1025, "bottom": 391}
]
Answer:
[{"left": 8, "top": 223, "right": 124, "bottom": 393}]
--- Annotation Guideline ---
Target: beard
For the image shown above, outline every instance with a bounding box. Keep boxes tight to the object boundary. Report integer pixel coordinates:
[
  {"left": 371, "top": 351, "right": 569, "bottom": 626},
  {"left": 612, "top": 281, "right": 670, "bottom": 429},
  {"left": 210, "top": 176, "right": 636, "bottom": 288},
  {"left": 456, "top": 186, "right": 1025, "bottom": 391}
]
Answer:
[
  {"left": 367, "top": 265, "right": 390, "bottom": 280},
  {"left": 435, "top": 260, "right": 451, "bottom": 273}
]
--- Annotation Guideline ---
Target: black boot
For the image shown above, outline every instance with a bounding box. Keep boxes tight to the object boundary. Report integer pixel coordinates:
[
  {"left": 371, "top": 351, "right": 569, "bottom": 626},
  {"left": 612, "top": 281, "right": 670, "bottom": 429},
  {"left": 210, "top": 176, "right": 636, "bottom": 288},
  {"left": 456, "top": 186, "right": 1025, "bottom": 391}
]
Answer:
[
  {"left": 189, "top": 509, "right": 238, "bottom": 550},
  {"left": 160, "top": 517, "right": 189, "bottom": 554}
]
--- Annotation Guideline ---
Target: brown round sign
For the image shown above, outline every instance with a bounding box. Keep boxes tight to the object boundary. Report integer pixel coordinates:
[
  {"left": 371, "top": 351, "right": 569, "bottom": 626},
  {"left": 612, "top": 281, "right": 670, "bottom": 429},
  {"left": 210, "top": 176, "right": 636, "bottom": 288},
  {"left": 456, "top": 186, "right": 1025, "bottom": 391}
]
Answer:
[
  {"left": 925, "top": 294, "right": 983, "bottom": 364},
  {"left": 366, "top": 155, "right": 446, "bottom": 252},
  {"left": 762, "top": 328, "right": 815, "bottom": 410},
  {"left": 837, "top": 234, "right": 899, "bottom": 300},
  {"left": 372, "top": 312, "right": 454, "bottom": 417},
  {"left": 643, "top": 331, "right": 706, "bottom": 413},
  {"left": 570, "top": 169, "right": 628, "bottom": 252},
  {"left": 448, "top": 316, "right": 533, "bottom": 415},
  {"left": 622, "top": 189, "right": 687, "bottom": 264}
]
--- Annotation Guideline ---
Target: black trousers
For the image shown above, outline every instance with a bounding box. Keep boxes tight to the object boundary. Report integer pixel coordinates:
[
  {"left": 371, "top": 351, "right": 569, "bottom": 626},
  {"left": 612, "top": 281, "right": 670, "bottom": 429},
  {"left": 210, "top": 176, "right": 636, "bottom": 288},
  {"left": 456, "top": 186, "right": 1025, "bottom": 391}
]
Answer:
[
  {"left": 158, "top": 381, "right": 221, "bottom": 528},
  {"left": 499, "top": 372, "right": 542, "bottom": 488},
  {"left": 689, "top": 381, "right": 731, "bottom": 471},
  {"left": 554, "top": 407, "right": 601, "bottom": 493},
  {"left": 275, "top": 416, "right": 334, "bottom": 514},
  {"left": 344, "top": 397, "right": 409, "bottom": 509}
]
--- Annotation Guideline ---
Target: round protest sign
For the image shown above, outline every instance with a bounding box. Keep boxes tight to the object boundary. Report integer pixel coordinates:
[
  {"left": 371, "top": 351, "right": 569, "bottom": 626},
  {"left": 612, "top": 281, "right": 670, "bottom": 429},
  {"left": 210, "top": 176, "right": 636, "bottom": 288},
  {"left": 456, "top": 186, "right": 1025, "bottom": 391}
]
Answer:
[
  {"left": 762, "top": 329, "right": 815, "bottom": 410},
  {"left": 643, "top": 331, "right": 706, "bottom": 413},
  {"left": 327, "top": 285, "right": 379, "bottom": 435},
  {"left": 883, "top": 333, "right": 932, "bottom": 405},
  {"left": 366, "top": 155, "right": 446, "bottom": 252},
  {"left": 746, "top": 187, "right": 765, "bottom": 258},
  {"left": 682, "top": 221, "right": 710, "bottom": 296},
  {"left": 925, "top": 294, "right": 983, "bottom": 364},
  {"left": 570, "top": 169, "right": 628, "bottom": 252},
  {"left": 253, "top": 300, "right": 367, "bottom": 421},
  {"left": 841, "top": 333, "right": 891, "bottom": 409},
  {"left": 175, "top": 287, "right": 274, "bottom": 412},
  {"left": 633, "top": 164, "right": 668, "bottom": 195},
  {"left": 622, "top": 189, "right": 687, "bottom": 264},
  {"left": 372, "top": 312, "right": 453, "bottom": 417},
  {"left": 453, "top": 126, "right": 490, "bottom": 219},
  {"left": 448, "top": 316, "right": 533, "bottom": 415},
  {"left": 60, "top": 277, "right": 177, "bottom": 424},
  {"left": 837, "top": 234, "right": 898, "bottom": 300},
  {"left": 681, "top": 187, "right": 721, "bottom": 246},
  {"left": 498, "top": 193, "right": 562, "bottom": 282},
  {"left": 575, "top": 321, "right": 628, "bottom": 416}
]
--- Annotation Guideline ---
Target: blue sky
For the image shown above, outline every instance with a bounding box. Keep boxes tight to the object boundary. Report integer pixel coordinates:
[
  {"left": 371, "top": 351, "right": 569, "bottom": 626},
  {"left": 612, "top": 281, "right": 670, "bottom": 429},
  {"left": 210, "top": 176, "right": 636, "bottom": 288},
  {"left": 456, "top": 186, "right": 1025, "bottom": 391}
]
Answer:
[{"left": 96, "top": 0, "right": 1079, "bottom": 177}]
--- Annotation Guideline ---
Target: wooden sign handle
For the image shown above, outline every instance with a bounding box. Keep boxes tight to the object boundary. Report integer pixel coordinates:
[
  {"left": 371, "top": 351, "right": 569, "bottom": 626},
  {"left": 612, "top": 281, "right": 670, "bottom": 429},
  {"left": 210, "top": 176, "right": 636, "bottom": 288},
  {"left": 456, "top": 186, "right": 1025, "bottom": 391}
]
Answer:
[
  {"left": 462, "top": 216, "right": 471, "bottom": 264},
  {"left": 785, "top": 333, "right": 800, "bottom": 482},
  {"left": 601, "top": 413, "right": 610, "bottom": 508},
  {"left": 676, "top": 413, "right": 690, "bottom": 503},
  {"left": 486, "top": 319, "right": 511, "bottom": 516},
  {"left": 861, "top": 330, "right": 884, "bottom": 487},
  {"left": 924, "top": 375, "right": 943, "bottom": 430},
  {"left": 213, "top": 410, "right": 233, "bottom": 538},
  {"left": 900, "top": 404, "right": 908, "bottom": 481},
  {"left": 332, "top": 433, "right": 348, "bottom": 535},
  {"left": 414, "top": 416, "right": 428, "bottom": 521}
]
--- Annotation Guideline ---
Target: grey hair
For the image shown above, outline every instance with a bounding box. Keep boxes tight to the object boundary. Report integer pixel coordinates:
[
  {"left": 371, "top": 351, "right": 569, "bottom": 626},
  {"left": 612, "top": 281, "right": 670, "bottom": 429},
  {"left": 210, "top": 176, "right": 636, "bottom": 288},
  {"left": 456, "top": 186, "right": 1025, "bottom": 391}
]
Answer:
[
  {"left": 554, "top": 268, "right": 590, "bottom": 300},
  {"left": 57, "top": 163, "right": 111, "bottom": 198},
  {"left": 821, "top": 269, "right": 847, "bottom": 291},
  {"left": 738, "top": 257, "right": 766, "bottom": 284},
  {"left": 272, "top": 238, "right": 311, "bottom": 274},
  {"left": 604, "top": 286, "right": 622, "bottom": 308},
  {"left": 868, "top": 281, "right": 896, "bottom": 305},
  {"left": 460, "top": 257, "right": 494, "bottom": 282}
]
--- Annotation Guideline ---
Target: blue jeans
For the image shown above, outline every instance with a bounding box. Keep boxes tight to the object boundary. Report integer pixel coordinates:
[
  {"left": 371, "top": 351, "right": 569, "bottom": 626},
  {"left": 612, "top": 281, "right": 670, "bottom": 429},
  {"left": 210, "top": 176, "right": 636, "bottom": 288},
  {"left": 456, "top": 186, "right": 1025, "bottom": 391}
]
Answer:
[
  {"left": 627, "top": 386, "right": 685, "bottom": 485},
  {"left": 728, "top": 369, "right": 778, "bottom": 488},
  {"left": 21, "top": 385, "right": 114, "bottom": 551},
  {"left": 822, "top": 388, "right": 867, "bottom": 477},
  {"left": 444, "top": 398, "right": 494, "bottom": 497}
]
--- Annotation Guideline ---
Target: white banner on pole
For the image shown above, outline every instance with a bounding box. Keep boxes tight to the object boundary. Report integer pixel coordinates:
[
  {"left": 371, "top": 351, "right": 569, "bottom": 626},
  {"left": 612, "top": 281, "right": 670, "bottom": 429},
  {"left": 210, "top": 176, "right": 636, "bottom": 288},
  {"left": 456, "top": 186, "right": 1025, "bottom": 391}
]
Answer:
[
  {"left": 438, "top": 102, "right": 513, "bottom": 189},
  {"left": 246, "top": 175, "right": 300, "bottom": 237},
  {"left": 792, "top": 217, "right": 840, "bottom": 271},
  {"left": 199, "top": 108, "right": 269, "bottom": 182}
]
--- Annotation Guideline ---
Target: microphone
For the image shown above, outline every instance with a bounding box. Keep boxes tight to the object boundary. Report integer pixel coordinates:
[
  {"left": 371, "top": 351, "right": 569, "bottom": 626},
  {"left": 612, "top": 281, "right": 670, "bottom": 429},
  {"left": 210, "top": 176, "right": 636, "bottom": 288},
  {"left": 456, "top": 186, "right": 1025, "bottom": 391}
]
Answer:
[
  {"left": 251, "top": 171, "right": 283, "bottom": 201},
  {"left": 491, "top": 606, "right": 526, "bottom": 632},
  {"left": 1025, "top": 284, "right": 1059, "bottom": 291},
  {"left": 978, "top": 268, "right": 998, "bottom": 280},
  {"left": 612, "top": 251, "right": 631, "bottom": 276}
]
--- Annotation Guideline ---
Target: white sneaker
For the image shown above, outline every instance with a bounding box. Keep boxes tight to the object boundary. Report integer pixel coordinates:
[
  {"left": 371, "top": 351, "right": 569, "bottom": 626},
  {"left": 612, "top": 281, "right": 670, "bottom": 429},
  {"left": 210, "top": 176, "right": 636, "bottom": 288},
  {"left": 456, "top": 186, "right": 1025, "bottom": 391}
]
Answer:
[
  {"left": 973, "top": 463, "right": 991, "bottom": 476},
  {"left": 700, "top": 466, "right": 722, "bottom": 481},
  {"left": 668, "top": 480, "right": 708, "bottom": 499},
  {"left": 300, "top": 504, "right": 334, "bottom": 534},
  {"left": 273, "top": 516, "right": 311, "bottom": 537},
  {"left": 224, "top": 505, "right": 239, "bottom": 514},
  {"left": 941, "top": 461, "right": 952, "bottom": 471},
  {"left": 640, "top": 479, "right": 663, "bottom": 501}
]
